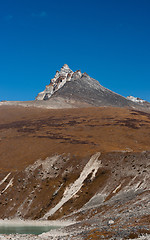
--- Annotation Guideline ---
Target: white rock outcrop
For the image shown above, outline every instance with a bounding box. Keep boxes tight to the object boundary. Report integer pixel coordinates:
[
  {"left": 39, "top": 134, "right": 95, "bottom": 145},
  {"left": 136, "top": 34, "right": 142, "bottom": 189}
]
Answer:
[
  {"left": 36, "top": 64, "right": 74, "bottom": 100},
  {"left": 127, "top": 96, "right": 146, "bottom": 103}
]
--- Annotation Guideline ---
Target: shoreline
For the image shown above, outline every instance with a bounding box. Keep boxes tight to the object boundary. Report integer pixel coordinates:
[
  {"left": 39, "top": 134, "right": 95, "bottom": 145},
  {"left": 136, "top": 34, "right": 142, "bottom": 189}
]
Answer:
[{"left": 0, "top": 218, "right": 75, "bottom": 227}]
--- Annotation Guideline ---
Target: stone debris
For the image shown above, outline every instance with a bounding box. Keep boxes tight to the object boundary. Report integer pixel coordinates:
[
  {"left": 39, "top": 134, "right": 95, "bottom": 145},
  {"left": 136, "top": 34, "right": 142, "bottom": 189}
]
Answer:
[
  {"left": 42, "top": 153, "right": 101, "bottom": 219},
  {"left": 108, "top": 220, "right": 114, "bottom": 225}
]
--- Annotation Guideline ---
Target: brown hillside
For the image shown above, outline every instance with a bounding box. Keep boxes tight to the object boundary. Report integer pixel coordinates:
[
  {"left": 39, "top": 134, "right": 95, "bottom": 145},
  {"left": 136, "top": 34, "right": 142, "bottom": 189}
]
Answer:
[
  {"left": 0, "top": 106, "right": 150, "bottom": 171},
  {"left": 0, "top": 105, "right": 150, "bottom": 239}
]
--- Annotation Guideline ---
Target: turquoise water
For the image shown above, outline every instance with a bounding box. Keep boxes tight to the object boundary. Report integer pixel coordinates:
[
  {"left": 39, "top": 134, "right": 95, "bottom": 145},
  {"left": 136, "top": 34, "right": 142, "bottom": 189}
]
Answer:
[{"left": 0, "top": 225, "right": 59, "bottom": 235}]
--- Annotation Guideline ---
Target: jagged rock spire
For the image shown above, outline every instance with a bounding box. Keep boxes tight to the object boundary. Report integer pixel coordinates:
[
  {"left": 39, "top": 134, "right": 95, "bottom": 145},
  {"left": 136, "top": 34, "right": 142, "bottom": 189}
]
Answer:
[
  {"left": 61, "top": 64, "right": 70, "bottom": 69},
  {"left": 36, "top": 65, "right": 74, "bottom": 100}
]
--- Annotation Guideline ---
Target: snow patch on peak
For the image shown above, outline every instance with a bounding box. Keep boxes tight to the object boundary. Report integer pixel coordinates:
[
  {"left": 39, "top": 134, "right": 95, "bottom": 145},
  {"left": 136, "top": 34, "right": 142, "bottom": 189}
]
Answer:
[{"left": 127, "top": 96, "right": 146, "bottom": 104}]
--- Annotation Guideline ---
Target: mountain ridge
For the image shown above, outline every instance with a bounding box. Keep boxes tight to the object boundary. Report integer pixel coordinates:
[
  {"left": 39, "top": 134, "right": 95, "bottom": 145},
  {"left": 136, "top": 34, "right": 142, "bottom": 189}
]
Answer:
[
  {"left": 35, "top": 64, "right": 150, "bottom": 110},
  {"left": 1, "top": 64, "right": 150, "bottom": 113}
]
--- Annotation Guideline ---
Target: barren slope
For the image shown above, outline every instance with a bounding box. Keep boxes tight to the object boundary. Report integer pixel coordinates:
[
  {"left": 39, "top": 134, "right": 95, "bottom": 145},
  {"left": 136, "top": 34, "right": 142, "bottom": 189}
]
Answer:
[{"left": 0, "top": 105, "right": 150, "bottom": 239}]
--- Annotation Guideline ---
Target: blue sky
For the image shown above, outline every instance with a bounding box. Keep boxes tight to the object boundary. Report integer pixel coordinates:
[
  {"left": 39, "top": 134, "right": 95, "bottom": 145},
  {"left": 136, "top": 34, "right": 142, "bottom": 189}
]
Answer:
[{"left": 0, "top": 0, "right": 150, "bottom": 101}]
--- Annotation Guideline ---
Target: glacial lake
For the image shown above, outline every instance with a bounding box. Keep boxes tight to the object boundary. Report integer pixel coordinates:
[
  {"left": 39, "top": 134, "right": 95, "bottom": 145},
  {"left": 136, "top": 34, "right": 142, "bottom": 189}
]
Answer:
[{"left": 0, "top": 224, "right": 59, "bottom": 235}]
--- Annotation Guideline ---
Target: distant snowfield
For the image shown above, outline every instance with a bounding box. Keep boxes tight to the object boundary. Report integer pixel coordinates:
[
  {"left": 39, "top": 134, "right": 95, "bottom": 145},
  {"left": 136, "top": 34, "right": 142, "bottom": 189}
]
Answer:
[{"left": 127, "top": 96, "right": 146, "bottom": 103}]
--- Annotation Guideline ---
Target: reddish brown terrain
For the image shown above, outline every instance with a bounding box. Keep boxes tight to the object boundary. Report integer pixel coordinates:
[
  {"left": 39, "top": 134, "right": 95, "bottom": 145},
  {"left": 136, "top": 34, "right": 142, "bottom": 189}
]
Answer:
[{"left": 0, "top": 105, "right": 150, "bottom": 239}]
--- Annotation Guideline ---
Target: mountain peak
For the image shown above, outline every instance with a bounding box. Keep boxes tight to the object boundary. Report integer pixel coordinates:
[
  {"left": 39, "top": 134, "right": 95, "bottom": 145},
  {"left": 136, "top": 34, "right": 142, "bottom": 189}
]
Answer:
[
  {"left": 61, "top": 64, "right": 70, "bottom": 70},
  {"left": 35, "top": 65, "right": 150, "bottom": 110},
  {"left": 35, "top": 65, "right": 133, "bottom": 107}
]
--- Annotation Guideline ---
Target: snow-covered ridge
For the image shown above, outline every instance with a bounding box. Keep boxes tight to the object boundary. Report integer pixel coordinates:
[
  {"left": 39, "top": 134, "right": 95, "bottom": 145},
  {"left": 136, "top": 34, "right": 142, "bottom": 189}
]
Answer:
[
  {"left": 36, "top": 64, "right": 74, "bottom": 100},
  {"left": 127, "top": 96, "right": 146, "bottom": 104}
]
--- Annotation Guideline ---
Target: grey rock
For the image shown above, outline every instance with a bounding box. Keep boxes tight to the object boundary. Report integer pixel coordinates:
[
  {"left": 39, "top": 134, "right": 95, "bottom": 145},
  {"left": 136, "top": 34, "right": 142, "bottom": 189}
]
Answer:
[{"left": 36, "top": 64, "right": 150, "bottom": 110}]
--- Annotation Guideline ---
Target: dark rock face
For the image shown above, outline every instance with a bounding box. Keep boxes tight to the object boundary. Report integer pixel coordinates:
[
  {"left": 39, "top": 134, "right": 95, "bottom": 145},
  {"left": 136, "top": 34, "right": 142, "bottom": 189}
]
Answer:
[{"left": 51, "top": 72, "right": 133, "bottom": 107}]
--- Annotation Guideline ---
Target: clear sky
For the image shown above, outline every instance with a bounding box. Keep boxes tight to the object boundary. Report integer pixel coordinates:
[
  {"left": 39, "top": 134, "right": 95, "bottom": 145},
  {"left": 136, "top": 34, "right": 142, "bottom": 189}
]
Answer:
[{"left": 0, "top": 0, "right": 150, "bottom": 101}]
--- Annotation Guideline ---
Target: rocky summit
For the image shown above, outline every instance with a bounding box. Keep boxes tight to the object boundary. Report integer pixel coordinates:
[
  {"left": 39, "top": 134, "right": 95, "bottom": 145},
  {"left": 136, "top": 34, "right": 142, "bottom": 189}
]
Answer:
[{"left": 35, "top": 64, "right": 150, "bottom": 111}]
